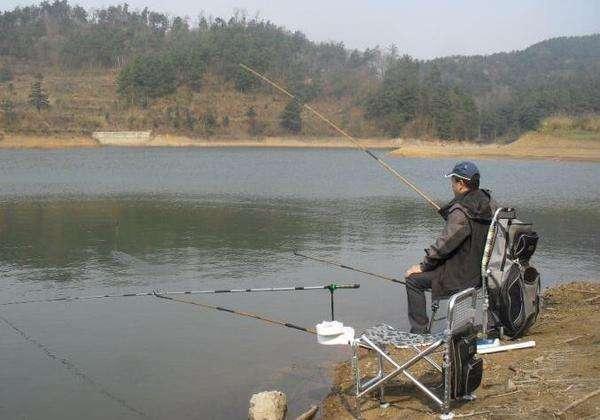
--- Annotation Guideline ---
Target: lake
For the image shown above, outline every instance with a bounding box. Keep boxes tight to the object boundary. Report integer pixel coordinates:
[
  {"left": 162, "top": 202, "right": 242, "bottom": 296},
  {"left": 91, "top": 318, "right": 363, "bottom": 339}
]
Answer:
[{"left": 0, "top": 148, "right": 599, "bottom": 419}]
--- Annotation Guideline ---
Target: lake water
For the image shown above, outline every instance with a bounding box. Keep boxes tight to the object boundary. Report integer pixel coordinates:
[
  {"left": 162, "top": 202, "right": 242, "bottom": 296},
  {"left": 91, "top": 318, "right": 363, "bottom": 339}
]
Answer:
[{"left": 0, "top": 148, "right": 599, "bottom": 419}]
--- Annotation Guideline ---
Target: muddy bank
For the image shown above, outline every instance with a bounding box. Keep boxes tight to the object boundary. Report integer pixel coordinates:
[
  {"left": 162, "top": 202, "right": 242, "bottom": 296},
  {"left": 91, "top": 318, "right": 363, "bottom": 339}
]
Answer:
[
  {"left": 389, "top": 133, "right": 600, "bottom": 162},
  {"left": 147, "top": 135, "right": 400, "bottom": 149},
  {"left": 322, "top": 281, "right": 600, "bottom": 419},
  {"left": 0, "top": 134, "right": 399, "bottom": 150},
  {"left": 0, "top": 135, "right": 100, "bottom": 149},
  {"left": 3, "top": 133, "right": 599, "bottom": 162}
]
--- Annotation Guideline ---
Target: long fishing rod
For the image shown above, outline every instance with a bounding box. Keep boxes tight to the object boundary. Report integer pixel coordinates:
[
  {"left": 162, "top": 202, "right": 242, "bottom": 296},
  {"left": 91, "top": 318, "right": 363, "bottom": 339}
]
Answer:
[
  {"left": 239, "top": 63, "right": 441, "bottom": 212},
  {"left": 294, "top": 251, "right": 406, "bottom": 285},
  {"left": 153, "top": 292, "right": 316, "bottom": 334},
  {"left": 0, "top": 283, "right": 360, "bottom": 307}
]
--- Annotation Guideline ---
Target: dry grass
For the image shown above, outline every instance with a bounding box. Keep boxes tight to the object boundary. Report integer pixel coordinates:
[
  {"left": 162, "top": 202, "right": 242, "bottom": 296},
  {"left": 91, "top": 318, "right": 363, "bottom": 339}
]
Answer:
[{"left": 540, "top": 115, "right": 600, "bottom": 134}]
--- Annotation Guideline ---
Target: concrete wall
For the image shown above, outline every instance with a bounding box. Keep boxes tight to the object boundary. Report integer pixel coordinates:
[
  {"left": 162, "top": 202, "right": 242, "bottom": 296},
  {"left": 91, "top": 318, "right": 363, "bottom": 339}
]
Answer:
[{"left": 92, "top": 131, "right": 152, "bottom": 146}]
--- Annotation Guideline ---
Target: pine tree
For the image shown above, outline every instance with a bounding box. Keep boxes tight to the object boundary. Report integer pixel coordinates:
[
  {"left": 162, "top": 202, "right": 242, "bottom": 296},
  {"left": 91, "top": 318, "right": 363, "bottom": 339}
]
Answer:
[
  {"left": 28, "top": 78, "right": 49, "bottom": 112},
  {"left": 279, "top": 100, "right": 302, "bottom": 134}
]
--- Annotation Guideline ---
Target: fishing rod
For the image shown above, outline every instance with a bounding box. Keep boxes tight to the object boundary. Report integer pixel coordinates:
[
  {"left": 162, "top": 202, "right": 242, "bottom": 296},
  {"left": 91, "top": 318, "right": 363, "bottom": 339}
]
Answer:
[
  {"left": 294, "top": 251, "right": 406, "bottom": 285},
  {"left": 239, "top": 63, "right": 441, "bottom": 212},
  {"left": 153, "top": 292, "right": 317, "bottom": 334},
  {"left": 0, "top": 283, "right": 360, "bottom": 307}
]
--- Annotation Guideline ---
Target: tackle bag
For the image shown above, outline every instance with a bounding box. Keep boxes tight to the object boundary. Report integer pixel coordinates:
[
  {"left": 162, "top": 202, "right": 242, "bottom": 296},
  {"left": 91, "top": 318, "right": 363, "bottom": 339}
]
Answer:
[
  {"left": 450, "top": 326, "right": 483, "bottom": 399},
  {"left": 483, "top": 209, "right": 541, "bottom": 339}
]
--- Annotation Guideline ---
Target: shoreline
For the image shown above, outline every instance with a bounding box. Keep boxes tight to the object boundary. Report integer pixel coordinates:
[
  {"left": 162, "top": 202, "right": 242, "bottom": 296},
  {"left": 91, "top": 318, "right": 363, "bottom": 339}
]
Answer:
[
  {"left": 0, "top": 135, "right": 400, "bottom": 150},
  {"left": 321, "top": 281, "right": 600, "bottom": 419},
  {"left": 1, "top": 133, "right": 599, "bottom": 162}
]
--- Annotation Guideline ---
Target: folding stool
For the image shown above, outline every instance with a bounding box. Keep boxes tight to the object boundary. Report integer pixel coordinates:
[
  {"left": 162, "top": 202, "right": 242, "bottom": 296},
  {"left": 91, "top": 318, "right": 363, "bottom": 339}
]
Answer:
[{"left": 351, "top": 287, "right": 479, "bottom": 419}]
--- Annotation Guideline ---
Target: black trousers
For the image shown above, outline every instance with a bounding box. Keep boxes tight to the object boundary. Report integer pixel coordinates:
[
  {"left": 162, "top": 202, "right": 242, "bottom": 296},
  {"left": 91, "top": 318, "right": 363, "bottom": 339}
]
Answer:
[
  {"left": 405, "top": 271, "right": 436, "bottom": 333},
  {"left": 406, "top": 268, "right": 463, "bottom": 333}
]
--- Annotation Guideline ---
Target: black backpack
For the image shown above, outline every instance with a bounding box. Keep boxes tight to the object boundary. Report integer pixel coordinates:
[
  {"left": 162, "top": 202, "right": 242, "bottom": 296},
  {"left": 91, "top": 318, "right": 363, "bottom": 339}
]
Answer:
[
  {"left": 450, "top": 326, "right": 483, "bottom": 399},
  {"left": 481, "top": 208, "right": 541, "bottom": 339}
]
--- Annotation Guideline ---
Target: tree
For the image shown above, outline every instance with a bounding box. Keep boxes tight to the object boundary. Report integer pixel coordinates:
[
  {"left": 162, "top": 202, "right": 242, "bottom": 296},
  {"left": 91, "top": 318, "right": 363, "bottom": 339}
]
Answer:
[
  {"left": 279, "top": 100, "right": 302, "bottom": 134},
  {"left": 117, "top": 55, "right": 176, "bottom": 107},
  {"left": 365, "top": 56, "right": 419, "bottom": 136},
  {"left": 245, "top": 106, "right": 264, "bottom": 136},
  {"left": 28, "top": 77, "right": 49, "bottom": 112},
  {"left": 1, "top": 98, "right": 17, "bottom": 128}
]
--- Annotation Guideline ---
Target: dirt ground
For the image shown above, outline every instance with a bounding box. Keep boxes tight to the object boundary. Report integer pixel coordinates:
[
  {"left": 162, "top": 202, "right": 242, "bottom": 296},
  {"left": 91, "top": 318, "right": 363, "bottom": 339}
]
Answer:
[{"left": 321, "top": 281, "right": 600, "bottom": 419}]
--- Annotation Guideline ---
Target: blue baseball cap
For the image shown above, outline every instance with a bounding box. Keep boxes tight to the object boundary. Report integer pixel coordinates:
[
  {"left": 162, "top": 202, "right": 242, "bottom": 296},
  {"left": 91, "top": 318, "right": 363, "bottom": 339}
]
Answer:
[{"left": 444, "top": 161, "right": 480, "bottom": 181}]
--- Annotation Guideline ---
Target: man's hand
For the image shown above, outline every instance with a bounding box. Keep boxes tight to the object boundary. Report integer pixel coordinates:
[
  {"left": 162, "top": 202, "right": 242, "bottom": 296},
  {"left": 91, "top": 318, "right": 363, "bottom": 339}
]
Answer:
[{"left": 405, "top": 264, "right": 423, "bottom": 278}]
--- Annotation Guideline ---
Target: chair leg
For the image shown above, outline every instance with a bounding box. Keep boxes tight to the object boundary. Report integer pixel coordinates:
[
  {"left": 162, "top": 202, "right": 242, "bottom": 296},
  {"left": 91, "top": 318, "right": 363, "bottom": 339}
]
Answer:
[
  {"left": 352, "top": 343, "right": 360, "bottom": 397},
  {"left": 352, "top": 343, "right": 362, "bottom": 415},
  {"left": 377, "top": 352, "right": 389, "bottom": 408},
  {"left": 428, "top": 300, "right": 440, "bottom": 333},
  {"left": 440, "top": 342, "right": 454, "bottom": 419}
]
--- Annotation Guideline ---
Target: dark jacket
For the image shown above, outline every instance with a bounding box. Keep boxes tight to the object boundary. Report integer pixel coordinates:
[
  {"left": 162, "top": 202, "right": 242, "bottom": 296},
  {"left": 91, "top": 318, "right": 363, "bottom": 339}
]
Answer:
[{"left": 420, "top": 188, "right": 496, "bottom": 298}]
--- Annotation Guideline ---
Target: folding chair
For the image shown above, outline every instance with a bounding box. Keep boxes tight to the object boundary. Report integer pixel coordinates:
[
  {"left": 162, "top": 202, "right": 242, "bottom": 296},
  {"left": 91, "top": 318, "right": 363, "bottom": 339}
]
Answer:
[{"left": 351, "top": 287, "right": 479, "bottom": 419}]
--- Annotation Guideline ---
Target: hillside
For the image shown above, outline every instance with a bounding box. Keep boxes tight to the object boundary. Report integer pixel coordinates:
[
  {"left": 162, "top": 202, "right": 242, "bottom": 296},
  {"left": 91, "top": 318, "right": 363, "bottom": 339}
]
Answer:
[{"left": 0, "top": 1, "right": 599, "bottom": 142}]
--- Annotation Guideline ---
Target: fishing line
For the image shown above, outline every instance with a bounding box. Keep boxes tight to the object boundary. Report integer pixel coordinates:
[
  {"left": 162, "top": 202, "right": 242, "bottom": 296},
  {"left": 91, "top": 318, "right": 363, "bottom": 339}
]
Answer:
[
  {"left": 239, "top": 63, "right": 441, "bottom": 211},
  {"left": 293, "top": 251, "right": 406, "bottom": 285},
  {"left": 0, "top": 313, "right": 147, "bottom": 418}
]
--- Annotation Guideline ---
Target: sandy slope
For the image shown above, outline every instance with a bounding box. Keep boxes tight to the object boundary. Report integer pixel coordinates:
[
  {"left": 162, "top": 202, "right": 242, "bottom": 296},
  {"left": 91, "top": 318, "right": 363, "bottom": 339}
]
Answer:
[{"left": 388, "top": 133, "right": 600, "bottom": 161}]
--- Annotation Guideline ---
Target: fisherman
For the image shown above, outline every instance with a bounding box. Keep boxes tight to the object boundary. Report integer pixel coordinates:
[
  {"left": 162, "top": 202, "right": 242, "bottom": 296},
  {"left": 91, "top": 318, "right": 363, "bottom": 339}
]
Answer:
[{"left": 404, "top": 161, "right": 496, "bottom": 333}]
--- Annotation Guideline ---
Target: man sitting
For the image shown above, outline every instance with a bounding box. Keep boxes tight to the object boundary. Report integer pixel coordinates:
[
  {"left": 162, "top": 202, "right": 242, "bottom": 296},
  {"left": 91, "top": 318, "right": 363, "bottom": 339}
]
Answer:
[{"left": 404, "top": 161, "right": 496, "bottom": 333}]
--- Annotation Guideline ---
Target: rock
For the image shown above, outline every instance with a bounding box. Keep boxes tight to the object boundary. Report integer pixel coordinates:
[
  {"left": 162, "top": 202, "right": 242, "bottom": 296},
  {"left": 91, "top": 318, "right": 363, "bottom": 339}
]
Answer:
[{"left": 249, "top": 390, "right": 287, "bottom": 420}]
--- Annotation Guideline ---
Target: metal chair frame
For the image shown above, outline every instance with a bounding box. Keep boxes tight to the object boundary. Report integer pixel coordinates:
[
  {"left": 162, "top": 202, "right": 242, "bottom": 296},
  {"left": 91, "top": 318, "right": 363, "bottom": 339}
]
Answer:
[{"left": 351, "top": 287, "right": 479, "bottom": 419}]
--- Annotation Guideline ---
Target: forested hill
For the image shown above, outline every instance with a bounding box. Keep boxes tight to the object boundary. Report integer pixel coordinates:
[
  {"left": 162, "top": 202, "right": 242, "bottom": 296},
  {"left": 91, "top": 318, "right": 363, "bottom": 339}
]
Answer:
[{"left": 1, "top": 1, "right": 599, "bottom": 141}]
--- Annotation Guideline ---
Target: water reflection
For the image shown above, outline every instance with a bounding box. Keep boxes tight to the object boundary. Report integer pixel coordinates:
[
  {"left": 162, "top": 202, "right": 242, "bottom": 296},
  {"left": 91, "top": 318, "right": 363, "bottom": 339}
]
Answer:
[{"left": 1, "top": 194, "right": 597, "bottom": 289}]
